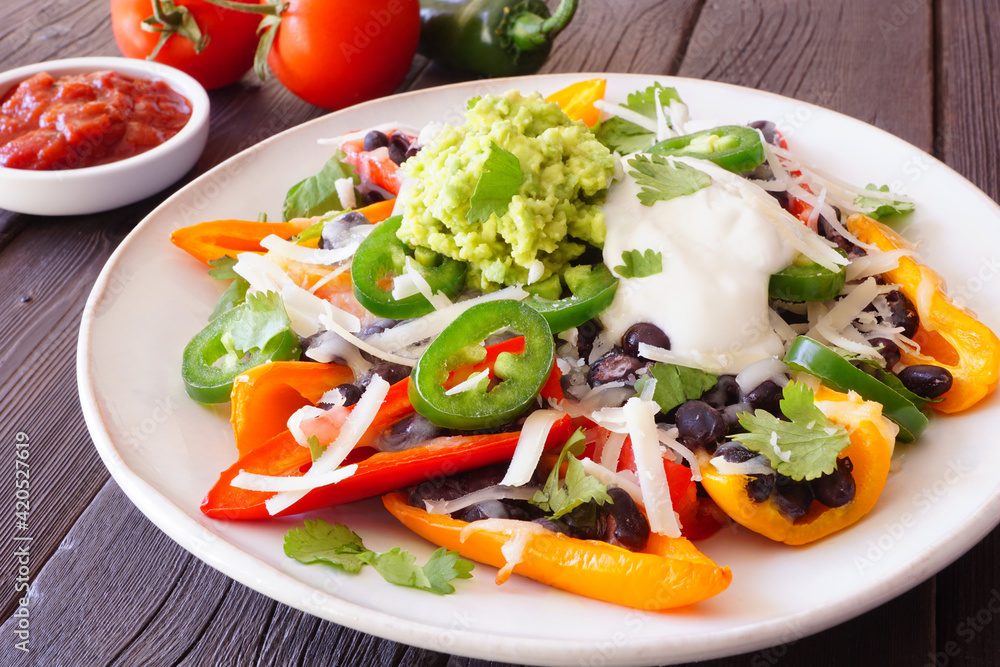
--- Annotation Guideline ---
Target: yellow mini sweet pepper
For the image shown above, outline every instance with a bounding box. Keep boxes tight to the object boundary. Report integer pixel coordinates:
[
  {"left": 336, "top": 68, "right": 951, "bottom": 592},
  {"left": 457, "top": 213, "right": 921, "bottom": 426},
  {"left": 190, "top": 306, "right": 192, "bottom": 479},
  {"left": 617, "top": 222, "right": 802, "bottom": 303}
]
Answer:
[
  {"left": 700, "top": 385, "right": 896, "bottom": 546},
  {"left": 847, "top": 214, "right": 1000, "bottom": 413}
]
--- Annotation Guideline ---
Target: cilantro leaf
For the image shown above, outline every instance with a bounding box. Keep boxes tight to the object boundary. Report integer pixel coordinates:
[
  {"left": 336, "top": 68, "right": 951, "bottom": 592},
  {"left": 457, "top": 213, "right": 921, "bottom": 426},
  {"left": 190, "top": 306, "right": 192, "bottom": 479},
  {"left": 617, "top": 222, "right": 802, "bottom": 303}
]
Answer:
[
  {"left": 628, "top": 154, "right": 711, "bottom": 206},
  {"left": 637, "top": 363, "right": 719, "bottom": 414},
  {"left": 730, "top": 382, "right": 851, "bottom": 481},
  {"left": 283, "top": 150, "right": 359, "bottom": 221},
  {"left": 228, "top": 291, "right": 292, "bottom": 353},
  {"left": 306, "top": 435, "right": 327, "bottom": 462},
  {"left": 207, "top": 255, "right": 240, "bottom": 280},
  {"left": 209, "top": 277, "right": 249, "bottom": 321},
  {"left": 531, "top": 429, "right": 612, "bottom": 519},
  {"left": 853, "top": 184, "right": 914, "bottom": 220},
  {"left": 596, "top": 83, "right": 682, "bottom": 153},
  {"left": 284, "top": 519, "right": 368, "bottom": 573},
  {"left": 468, "top": 141, "right": 523, "bottom": 223},
  {"left": 614, "top": 249, "right": 662, "bottom": 279},
  {"left": 285, "top": 519, "right": 474, "bottom": 595}
]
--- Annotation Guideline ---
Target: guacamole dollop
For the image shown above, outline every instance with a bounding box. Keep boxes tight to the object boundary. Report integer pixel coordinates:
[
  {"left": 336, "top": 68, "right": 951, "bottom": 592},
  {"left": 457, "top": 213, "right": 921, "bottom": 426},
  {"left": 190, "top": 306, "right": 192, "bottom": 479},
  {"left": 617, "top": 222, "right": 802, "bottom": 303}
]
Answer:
[{"left": 397, "top": 90, "right": 615, "bottom": 290}]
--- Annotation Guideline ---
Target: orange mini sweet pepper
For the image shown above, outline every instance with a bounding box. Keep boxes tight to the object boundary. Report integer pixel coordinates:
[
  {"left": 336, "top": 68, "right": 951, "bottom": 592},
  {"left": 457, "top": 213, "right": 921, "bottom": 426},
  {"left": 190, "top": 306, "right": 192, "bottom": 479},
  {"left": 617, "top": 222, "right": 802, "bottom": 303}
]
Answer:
[
  {"left": 546, "top": 78, "right": 606, "bottom": 127},
  {"left": 847, "top": 214, "right": 1000, "bottom": 413},
  {"left": 382, "top": 492, "right": 731, "bottom": 610},
  {"left": 170, "top": 199, "right": 397, "bottom": 265},
  {"left": 700, "top": 385, "right": 896, "bottom": 546},
  {"left": 230, "top": 361, "right": 354, "bottom": 457}
]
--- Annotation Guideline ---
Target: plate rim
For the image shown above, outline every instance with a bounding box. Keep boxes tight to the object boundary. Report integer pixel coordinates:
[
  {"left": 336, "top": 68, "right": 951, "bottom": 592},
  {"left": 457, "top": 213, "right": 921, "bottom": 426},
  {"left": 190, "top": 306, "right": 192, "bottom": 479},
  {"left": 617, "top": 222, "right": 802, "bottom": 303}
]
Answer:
[{"left": 77, "top": 71, "right": 1000, "bottom": 666}]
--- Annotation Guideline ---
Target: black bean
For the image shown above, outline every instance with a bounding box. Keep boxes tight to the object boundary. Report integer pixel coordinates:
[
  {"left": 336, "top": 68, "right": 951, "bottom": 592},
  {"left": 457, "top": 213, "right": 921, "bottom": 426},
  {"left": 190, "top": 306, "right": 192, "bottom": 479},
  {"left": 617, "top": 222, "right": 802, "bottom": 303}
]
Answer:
[
  {"left": 587, "top": 349, "right": 644, "bottom": 387},
  {"left": 362, "top": 190, "right": 385, "bottom": 204},
  {"left": 359, "top": 318, "right": 400, "bottom": 338},
  {"left": 884, "top": 290, "right": 920, "bottom": 338},
  {"left": 774, "top": 306, "right": 808, "bottom": 325},
  {"left": 675, "top": 400, "right": 727, "bottom": 449},
  {"left": 362, "top": 130, "right": 389, "bottom": 152},
  {"left": 701, "top": 374, "right": 740, "bottom": 410},
  {"left": 746, "top": 475, "right": 775, "bottom": 503},
  {"left": 325, "top": 383, "right": 362, "bottom": 408},
  {"left": 405, "top": 144, "right": 421, "bottom": 160},
  {"left": 562, "top": 501, "right": 604, "bottom": 540},
  {"left": 320, "top": 211, "right": 370, "bottom": 249},
  {"left": 603, "top": 487, "right": 650, "bottom": 552},
  {"left": 721, "top": 402, "right": 751, "bottom": 432},
  {"left": 769, "top": 189, "right": 792, "bottom": 210},
  {"left": 457, "top": 500, "right": 510, "bottom": 522},
  {"left": 868, "top": 336, "right": 901, "bottom": 368},
  {"left": 818, "top": 212, "right": 861, "bottom": 256},
  {"left": 748, "top": 120, "right": 780, "bottom": 146},
  {"left": 621, "top": 322, "right": 671, "bottom": 358},
  {"left": 376, "top": 413, "right": 444, "bottom": 452},
  {"left": 576, "top": 318, "right": 601, "bottom": 359},
  {"left": 532, "top": 517, "right": 572, "bottom": 536},
  {"left": 359, "top": 362, "right": 410, "bottom": 389},
  {"left": 772, "top": 476, "right": 814, "bottom": 521},
  {"left": 742, "top": 380, "right": 785, "bottom": 417},
  {"left": 713, "top": 442, "right": 757, "bottom": 463},
  {"left": 898, "top": 364, "right": 953, "bottom": 399},
  {"left": 810, "top": 457, "right": 856, "bottom": 508},
  {"left": 388, "top": 134, "right": 411, "bottom": 165}
]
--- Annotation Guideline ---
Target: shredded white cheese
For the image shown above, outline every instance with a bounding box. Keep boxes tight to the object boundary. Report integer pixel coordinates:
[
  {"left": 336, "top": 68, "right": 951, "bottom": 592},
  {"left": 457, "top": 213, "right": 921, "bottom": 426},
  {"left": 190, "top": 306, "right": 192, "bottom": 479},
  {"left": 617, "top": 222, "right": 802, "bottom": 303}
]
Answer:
[
  {"left": 423, "top": 485, "right": 537, "bottom": 515},
  {"left": 622, "top": 397, "right": 681, "bottom": 537},
  {"left": 500, "top": 409, "right": 565, "bottom": 487},
  {"left": 444, "top": 369, "right": 490, "bottom": 396}
]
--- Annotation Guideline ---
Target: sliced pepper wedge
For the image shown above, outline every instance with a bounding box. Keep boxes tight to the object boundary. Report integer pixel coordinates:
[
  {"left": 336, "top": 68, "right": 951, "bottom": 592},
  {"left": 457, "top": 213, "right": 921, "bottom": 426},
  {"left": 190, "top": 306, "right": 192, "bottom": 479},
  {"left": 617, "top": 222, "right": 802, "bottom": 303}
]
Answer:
[
  {"left": 545, "top": 78, "right": 606, "bottom": 127},
  {"left": 170, "top": 219, "right": 312, "bottom": 264},
  {"left": 846, "top": 214, "right": 1000, "bottom": 413},
  {"left": 700, "top": 385, "right": 897, "bottom": 545},
  {"left": 526, "top": 264, "right": 619, "bottom": 333},
  {"left": 230, "top": 361, "right": 354, "bottom": 457},
  {"left": 382, "top": 492, "right": 731, "bottom": 609},
  {"left": 203, "top": 403, "right": 573, "bottom": 520},
  {"left": 650, "top": 125, "right": 765, "bottom": 173}
]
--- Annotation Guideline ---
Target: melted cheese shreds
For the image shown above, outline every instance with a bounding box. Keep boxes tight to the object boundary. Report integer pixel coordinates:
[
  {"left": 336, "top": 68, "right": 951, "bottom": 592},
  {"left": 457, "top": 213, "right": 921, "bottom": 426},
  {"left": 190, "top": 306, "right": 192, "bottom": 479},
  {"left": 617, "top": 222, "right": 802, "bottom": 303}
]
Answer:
[
  {"left": 458, "top": 519, "right": 550, "bottom": 585},
  {"left": 735, "top": 357, "right": 790, "bottom": 395},
  {"left": 623, "top": 397, "right": 681, "bottom": 537},
  {"left": 318, "top": 312, "right": 417, "bottom": 366},
  {"left": 423, "top": 484, "right": 537, "bottom": 515},
  {"left": 260, "top": 235, "right": 359, "bottom": 267},
  {"left": 599, "top": 431, "right": 627, "bottom": 470},
  {"left": 232, "top": 464, "right": 358, "bottom": 492},
  {"left": 593, "top": 99, "right": 658, "bottom": 133},
  {"left": 334, "top": 178, "right": 356, "bottom": 210},
  {"left": 500, "top": 409, "right": 565, "bottom": 487},
  {"left": 364, "top": 286, "right": 530, "bottom": 354},
  {"left": 286, "top": 405, "right": 331, "bottom": 448},
  {"left": 578, "top": 457, "right": 644, "bottom": 506},
  {"left": 915, "top": 269, "right": 942, "bottom": 331},
  {"left": 264, "top": 376, "right": 391, "bottom": 515},
  {"left": 710, "top": 454, "right": 775, "bottom": 476},
  {"left": 657, "top": 428, "right": 701, "bottom": 481},
  {"left": 638, "top": 343, "right": 730, "bottom": 374},
  {"left": 444, "top": 369, "right": 490, "bottom": 396},
  {"left": 845, "top": 249, "right": 911, "bottom": 282}
]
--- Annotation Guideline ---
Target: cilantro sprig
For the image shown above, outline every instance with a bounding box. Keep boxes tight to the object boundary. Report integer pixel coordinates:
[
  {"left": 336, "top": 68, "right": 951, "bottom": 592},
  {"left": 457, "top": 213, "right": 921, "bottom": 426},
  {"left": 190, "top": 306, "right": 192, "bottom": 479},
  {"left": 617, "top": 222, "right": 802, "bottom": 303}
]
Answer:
[
  {"left": 467, "top": 140, "right": 523, "bottom": 223},
  {"left": 206, "top": 255, "right": 250, "bottom": 320},
  {"left": 283, "top": 150, "right": 359, "bottom": 221},
  {"left": 597, "top": 83, "right": 683, "bottom": 154},
  {"left": 284, "top": 519, "right": 474, "bottom": 595},
  {"left": 227, "top": 291, "right": 295, "bottom": 354},
  {"left": 853, "top": 184, "right": 914, "bottom": 220},
  {"left": 730, "top": 382, "right": 851, "bottom": 481},
  {"left": 628, "top": 154, "right": 711, "bottom": 206},
  {"left": 530, "top": 429, "right": 612, "bottom": 519},
  {"left": 614, "top": 249, "right": 663, "bottom": 279},
  {"left": 636, "top": 363, "right": 719, "bottom": 415}
]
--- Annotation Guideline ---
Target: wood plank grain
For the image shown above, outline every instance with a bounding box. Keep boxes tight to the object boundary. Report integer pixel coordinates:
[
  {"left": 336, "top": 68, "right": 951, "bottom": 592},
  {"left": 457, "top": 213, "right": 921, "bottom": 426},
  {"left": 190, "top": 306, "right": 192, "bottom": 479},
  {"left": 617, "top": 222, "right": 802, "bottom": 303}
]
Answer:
[
  {"left": 932, "top": 0, "right": 1000, "bottom": 664},
  {"left": 678, "top": 0, "right": 935, "bottom": 151}
]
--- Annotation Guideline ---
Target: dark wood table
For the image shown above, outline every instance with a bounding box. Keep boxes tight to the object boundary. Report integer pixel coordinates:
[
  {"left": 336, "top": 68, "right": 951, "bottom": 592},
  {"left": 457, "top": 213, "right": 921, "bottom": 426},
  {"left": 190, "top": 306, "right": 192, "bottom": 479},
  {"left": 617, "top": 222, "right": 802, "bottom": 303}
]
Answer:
[{"left": 2, "top": 0, "right": 999, "bottom": 664}]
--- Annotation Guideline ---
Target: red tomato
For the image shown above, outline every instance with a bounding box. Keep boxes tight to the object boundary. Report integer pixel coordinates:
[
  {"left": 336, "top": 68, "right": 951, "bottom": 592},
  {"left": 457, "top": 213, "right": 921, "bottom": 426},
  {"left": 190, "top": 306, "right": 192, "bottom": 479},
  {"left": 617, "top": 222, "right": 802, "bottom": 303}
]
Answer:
[
  {"left": 264, "top": 0, "right": 421, "bottom": 110},
  {"left": 110, "top": 0, "right": 260, "bottom": 90}
]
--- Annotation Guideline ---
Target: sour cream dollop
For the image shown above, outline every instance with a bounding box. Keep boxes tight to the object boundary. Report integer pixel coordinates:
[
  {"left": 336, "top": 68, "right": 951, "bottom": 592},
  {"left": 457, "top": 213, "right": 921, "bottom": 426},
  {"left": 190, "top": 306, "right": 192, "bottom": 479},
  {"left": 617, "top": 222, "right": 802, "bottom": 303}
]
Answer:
[{"left": 599, "top": 156, "right": 797, "bottom": 373}]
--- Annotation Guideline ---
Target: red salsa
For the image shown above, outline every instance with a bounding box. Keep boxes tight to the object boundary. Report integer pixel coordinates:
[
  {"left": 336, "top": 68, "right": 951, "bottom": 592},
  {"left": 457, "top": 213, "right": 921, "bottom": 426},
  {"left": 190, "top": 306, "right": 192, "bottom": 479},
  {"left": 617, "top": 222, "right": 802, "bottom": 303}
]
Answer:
[{"left": 0, "top": 70, "right": 192, "bottom": 171}]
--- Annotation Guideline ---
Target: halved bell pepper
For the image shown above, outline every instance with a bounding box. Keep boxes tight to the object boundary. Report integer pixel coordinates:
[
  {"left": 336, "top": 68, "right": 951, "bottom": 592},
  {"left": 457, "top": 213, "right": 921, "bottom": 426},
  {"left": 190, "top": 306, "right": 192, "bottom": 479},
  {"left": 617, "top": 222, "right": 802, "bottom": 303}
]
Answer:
[
  {"left": 170, "top": 200, "right": 397, "bottom": 264},
  {"left": 382, "top": 491, "right": 731, "bottom": 609},
  {"left": 230, "top": 361, "right": 354, "bottom": 457},
  {"left": 545, "top": 78, "right": 606, "bottom": 127},
  {"left": 203, "top": 403, "right": 573, "bottom": 520},
  {"left": 699, "top": 385, "right": 896, "bottom": 545},
  {"left": 847, "top": 214, "right": 1000, "bottom": 413}
]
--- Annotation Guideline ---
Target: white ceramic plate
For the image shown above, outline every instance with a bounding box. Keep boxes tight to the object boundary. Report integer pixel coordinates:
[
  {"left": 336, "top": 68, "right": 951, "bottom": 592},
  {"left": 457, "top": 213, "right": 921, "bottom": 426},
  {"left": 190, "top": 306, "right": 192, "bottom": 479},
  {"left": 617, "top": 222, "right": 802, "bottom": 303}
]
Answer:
[{"left": 77, "top": 73, "right": 1000, "bottom": 666}]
